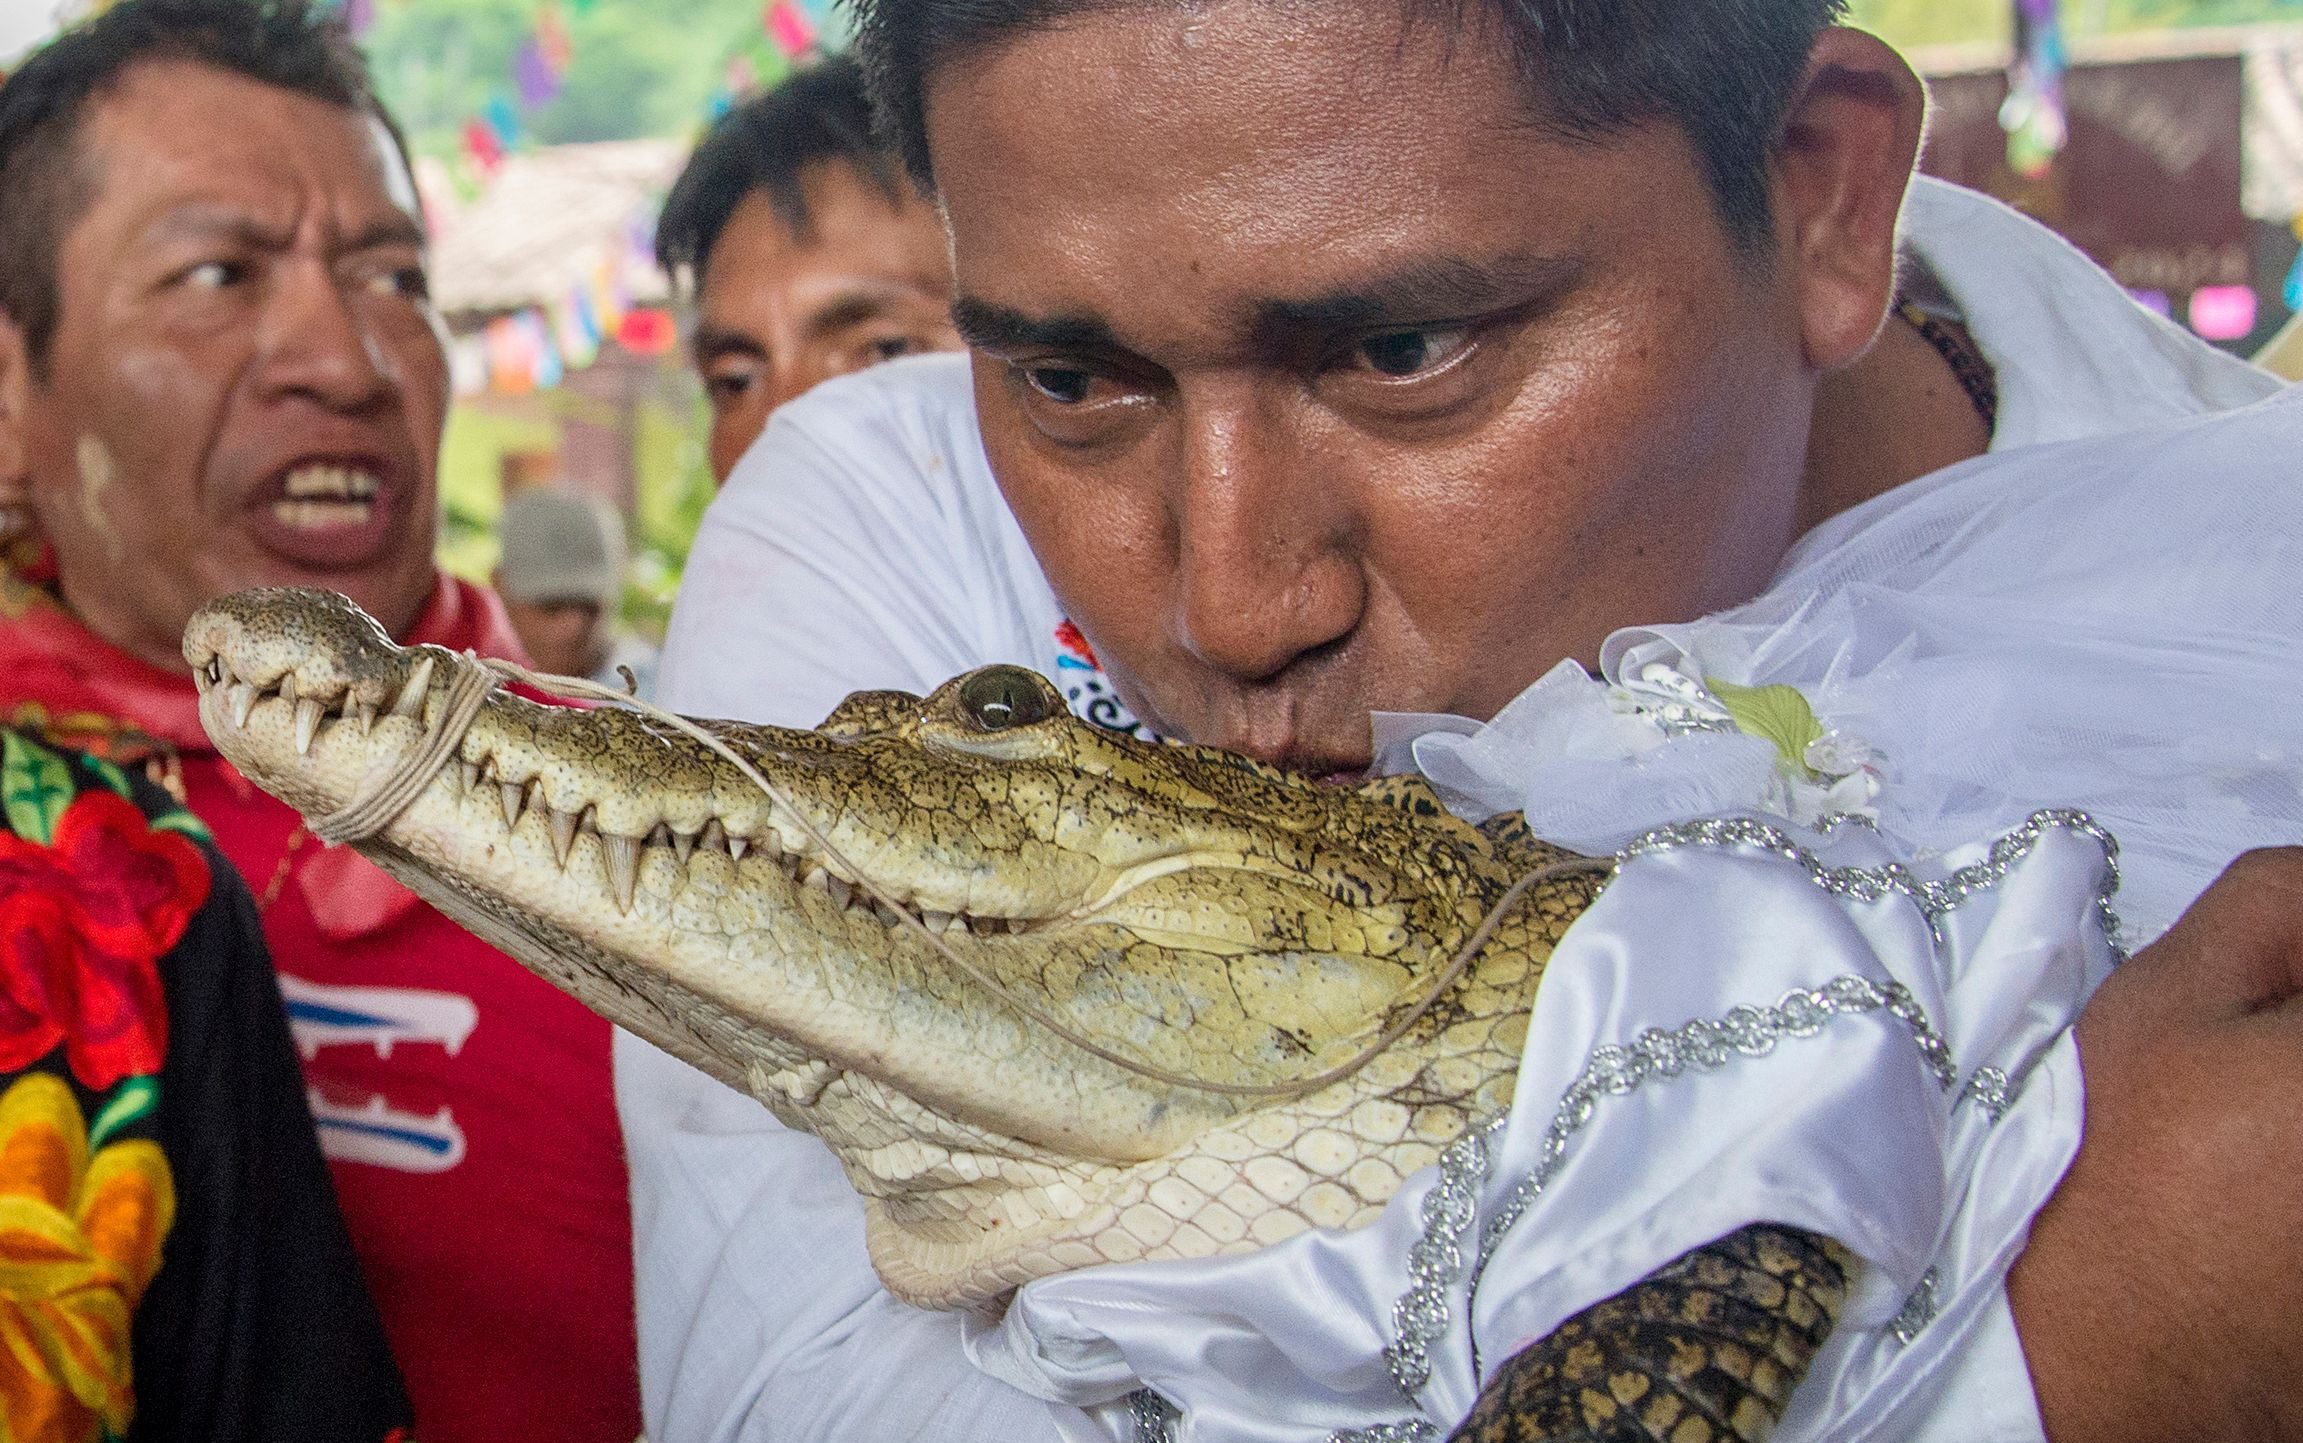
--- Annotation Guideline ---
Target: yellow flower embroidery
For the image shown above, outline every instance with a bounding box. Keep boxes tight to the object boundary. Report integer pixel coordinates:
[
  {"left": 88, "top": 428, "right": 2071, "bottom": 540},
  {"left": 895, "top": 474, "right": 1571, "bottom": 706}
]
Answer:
[{"left": 0, "top": 1073, "right": 174, "bottom": 1443}]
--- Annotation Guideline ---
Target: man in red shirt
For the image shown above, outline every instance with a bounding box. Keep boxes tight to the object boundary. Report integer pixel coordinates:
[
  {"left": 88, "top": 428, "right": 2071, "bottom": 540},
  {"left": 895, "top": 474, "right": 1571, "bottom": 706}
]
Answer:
[{"left": 0, "top": 3, "right": 639, "bottom": 1438}]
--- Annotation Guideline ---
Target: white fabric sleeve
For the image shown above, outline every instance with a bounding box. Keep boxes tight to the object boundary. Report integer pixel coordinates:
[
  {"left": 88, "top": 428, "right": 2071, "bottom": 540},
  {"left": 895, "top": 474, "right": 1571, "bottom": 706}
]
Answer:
[
  {"left": 965, "top": 817, "right": 2113, "bottom": 1443},
  {"left": 622, "top": 356, "right": 1077, "bottom": 1443}
]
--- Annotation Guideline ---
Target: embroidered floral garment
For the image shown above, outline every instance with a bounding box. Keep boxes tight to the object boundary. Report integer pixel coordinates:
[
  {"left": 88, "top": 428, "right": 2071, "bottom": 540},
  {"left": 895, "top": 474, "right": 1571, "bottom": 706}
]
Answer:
[
  {"left": 0, "top": 728, "right": 410, "bottom": 1443},
  {"left": 0, "top": 560, "right": 637, "bottom": 1443}
]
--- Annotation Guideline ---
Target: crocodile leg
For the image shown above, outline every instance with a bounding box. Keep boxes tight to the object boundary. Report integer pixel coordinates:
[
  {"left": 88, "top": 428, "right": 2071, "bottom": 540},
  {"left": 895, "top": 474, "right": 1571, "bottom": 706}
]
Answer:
[{"left": 1449, "top": 1224, "right": 1853, "bottom": 1443}]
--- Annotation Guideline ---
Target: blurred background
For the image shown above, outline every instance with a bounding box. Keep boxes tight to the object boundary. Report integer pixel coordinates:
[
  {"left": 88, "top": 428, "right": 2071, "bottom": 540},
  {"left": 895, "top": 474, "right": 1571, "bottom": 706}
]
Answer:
[{"left": 2, "top": 0, "right": 2298, "bottom": 633}]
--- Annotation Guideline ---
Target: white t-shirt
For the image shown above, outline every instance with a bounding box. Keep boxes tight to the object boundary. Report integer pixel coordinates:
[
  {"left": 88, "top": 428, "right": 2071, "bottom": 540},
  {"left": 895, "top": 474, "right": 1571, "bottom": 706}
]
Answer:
[{"left": 625, "top": 178, "right": 2283, "bottom": 1443}]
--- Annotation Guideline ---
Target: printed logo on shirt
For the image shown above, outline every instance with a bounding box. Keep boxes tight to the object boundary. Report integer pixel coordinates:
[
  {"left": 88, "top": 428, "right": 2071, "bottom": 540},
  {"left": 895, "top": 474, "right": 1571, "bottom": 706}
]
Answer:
[
  {"left": 280, "top": 974, "right": 478, "bottom": 1173},
  {"left": 280, "top": 974, "right": 479, "bottom": 1060},
  {"left": 306, "top": 1088, "right": 469, "bottom": 1173},
  {"left": 1051, "top": 620, "right": 1156, "bottom": 740}
]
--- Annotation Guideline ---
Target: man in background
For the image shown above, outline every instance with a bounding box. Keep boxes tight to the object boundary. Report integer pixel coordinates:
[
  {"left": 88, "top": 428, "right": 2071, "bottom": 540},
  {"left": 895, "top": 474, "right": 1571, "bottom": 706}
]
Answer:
[
  {"left": 656, "top": 53, "right": 960, "bottom": 483},
  {"left": 496, "top": 486, "right": 659, "bottom": 693},
  {"left": 0, "top": 4, "right": 638, "bottom": 1438}
]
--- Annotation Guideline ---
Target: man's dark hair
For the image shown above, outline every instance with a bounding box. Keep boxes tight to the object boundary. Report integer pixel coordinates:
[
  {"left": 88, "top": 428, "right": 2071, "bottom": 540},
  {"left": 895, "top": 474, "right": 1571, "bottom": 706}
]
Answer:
[
  {"left": 0, "top": 0, "right": 404, "bottom": 367},
  {"left": 854, "top": 0, "right": 1850, "bottom": 248},
  {"left": 655, "top": 53, "right": 908, "bottom": 289}
]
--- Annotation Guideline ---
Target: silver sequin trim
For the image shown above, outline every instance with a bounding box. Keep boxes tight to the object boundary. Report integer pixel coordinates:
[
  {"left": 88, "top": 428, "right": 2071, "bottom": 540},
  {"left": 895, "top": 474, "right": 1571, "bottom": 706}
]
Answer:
[
  {"left": 1129, "top": 1388, "right": 1180, "bottom": 1443},
  {"left": 1349, "top": 974, "right": 1958, "bottom": 1443},
  {"left": 1620, "top": 807, "right": 2126, "bottom": 955},
  {"left": 1960, "top": 1065, "right": 2015, "bottom": 1123},
  {"left": 1891, "top": 1267, "right": 1944, "bottom": 1344},
  {"left": 1340, "top": 809, "right": 2117, "bottom": 1443}
]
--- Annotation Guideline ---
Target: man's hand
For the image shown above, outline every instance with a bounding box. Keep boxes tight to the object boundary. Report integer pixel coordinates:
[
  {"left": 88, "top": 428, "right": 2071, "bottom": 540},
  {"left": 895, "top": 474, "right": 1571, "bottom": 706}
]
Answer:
[{"left": 2010, "top": 849, "right": 2303, "bottom": 1443}]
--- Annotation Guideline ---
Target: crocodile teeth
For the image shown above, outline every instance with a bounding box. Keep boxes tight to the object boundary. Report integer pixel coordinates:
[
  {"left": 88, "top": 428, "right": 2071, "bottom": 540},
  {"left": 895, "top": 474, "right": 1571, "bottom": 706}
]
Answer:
[
  {"left": 278, "top": 673, "right": 298, "bottom": 705},
  {"left": 352, "top": 703, "right": 377, "bottom": 735},
  {"left": 802, "top": 865, "right": 829, "bottom": 894},
  {"left": 728, "top": 835, "right": 750, "bottom": 862},
  {"left": 873, "top": 899, "right": 905, "bottom": 927},
  {"left": 293, "top": 697, "right": 324, "bottom": 755},
  {"left": 227, "top": 681, "right": 258, "bottom": 727},
  {"left": 391, "top": 656, "right": 434, "bottom": 720},
  {"left": 500, "top": 781, "right": 528, "bottom": 830},
  {"left": 700, "top": 820, "right": 727, "bottom": 853},
  {"left": 548, "top": 807, "right": 580, "bottom": 865},
  {"left": 825, "top": 875, "right": 853, "bottom": 910},
  {"left": 921, "top": 909, "right": 956, "bottom": 935},
  {"left": 459, "top": 760, "right": 481, "bottom": 793},
  {"left": 671, "top": 830, "right": 694, "bottom": 865},
  {"left": 603, "top": 835, "right": 641, "bottom": 913}
]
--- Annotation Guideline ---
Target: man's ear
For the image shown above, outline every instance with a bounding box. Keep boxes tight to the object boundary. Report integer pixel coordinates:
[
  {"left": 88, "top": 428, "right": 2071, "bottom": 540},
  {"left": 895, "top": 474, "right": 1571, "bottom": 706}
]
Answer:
[
  {"left": 0, "top": 315, "right": 33, "bottom": 512},
  {"left": 1772, "top": 28, "right": 1928, "bottom": 373}
]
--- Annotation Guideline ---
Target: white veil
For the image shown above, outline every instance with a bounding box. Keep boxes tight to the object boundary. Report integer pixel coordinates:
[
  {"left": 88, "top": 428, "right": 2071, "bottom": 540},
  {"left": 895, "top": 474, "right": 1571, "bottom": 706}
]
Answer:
[{"left": 1387, "top": 385, "right": 2303, "bottom": 946}]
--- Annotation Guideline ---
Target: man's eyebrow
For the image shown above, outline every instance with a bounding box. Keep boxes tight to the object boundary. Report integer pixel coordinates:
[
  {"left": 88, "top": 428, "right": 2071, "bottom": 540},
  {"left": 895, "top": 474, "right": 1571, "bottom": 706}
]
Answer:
[
  {"left": 142, "top": 204, "right": 427, "bottom": 253},
  {"left": 346, "top": 213, "right": 429, "bottom": 251},
  {"left": 691, "top": 323, "right": 767, "bottom": 362},
  {"left": 1258, "top": 254, "right": 1584, "bottom": 332},
  {"left": 802, "top": 287, "right": 909, "bottom": 340},
  {"left": 950, "top": 295, "right": 1125, "bottom": 355}
]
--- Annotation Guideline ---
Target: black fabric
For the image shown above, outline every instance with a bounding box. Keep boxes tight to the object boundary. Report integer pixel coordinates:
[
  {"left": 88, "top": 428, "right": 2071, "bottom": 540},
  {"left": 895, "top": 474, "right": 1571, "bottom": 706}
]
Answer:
[{"left": 106, "top": 766, "right": 415, "bottom": 1442}]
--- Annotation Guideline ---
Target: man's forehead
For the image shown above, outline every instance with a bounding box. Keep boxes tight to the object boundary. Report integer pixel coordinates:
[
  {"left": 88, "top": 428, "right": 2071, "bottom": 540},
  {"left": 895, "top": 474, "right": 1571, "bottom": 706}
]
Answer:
[{"left": 77, "top": 59, "right": 421, "bottom": 239}]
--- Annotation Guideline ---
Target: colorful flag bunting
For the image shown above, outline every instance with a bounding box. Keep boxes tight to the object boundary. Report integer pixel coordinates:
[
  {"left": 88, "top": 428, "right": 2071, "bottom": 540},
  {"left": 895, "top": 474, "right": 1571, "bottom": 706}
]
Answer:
[
  {"left": 515, "top": 40, "right": 562, "bottom": 108},
  {"left": 2001, "top": 0, "right": 2068, "bottom": 180},
  {"left": 484, "top": 94, "right": 524, "bottom": 149},
  {"left": 766, "top": 0, "right": 817, "bottom": 60},
  {"left": 616, "top": 309, "right": 678, "bottom": 357},
  {"left": 536, "top": 3, "right": 574, "bottom": 73},
  {"left": 461, "top": 117, "right": 505, "bottom": 175}
]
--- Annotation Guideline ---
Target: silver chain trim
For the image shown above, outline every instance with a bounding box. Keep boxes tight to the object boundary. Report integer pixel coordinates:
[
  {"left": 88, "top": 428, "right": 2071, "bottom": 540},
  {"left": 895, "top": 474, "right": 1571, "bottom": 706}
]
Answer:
[
  {"left": 1337, "top": 810, "right": 2116, "bottom": 1443},
  {"left": 1473, "top": 975, "right": 1956, "bottom": 1277},
  {"left": 1128, "top": 1388, "right": 1181, "bottom": 1443},
  {"left": 1620, "top": 807, "right": 2126, "bottom": 956},
  {"left": 1891, "top": 1266, "right": 1944, "bottom": 1344},
  {"left": 1351, "top": 973, "right": 1959, "bottom": 1443},
  {"left": 1960, "top": 1065, "right": 2014, "bottom": 1123}
]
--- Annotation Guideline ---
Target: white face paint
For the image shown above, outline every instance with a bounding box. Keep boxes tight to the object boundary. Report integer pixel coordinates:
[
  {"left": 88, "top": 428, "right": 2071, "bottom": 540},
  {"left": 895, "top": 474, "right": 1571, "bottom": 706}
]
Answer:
[{"left": 74, "top": 432, "right": 123, "bottom": 558}]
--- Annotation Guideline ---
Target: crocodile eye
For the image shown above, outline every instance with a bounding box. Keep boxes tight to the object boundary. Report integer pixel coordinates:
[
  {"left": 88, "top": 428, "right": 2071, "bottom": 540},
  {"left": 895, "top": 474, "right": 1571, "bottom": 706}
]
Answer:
[{"left": 958, "top": 667, "right": 1053, "bottom": 731}]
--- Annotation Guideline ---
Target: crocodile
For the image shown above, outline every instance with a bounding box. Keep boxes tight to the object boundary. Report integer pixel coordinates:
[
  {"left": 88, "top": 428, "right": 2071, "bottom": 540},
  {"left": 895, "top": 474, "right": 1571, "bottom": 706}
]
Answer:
[{"left": 188, "top": 588, "right": 1853, "bottom": 1442}]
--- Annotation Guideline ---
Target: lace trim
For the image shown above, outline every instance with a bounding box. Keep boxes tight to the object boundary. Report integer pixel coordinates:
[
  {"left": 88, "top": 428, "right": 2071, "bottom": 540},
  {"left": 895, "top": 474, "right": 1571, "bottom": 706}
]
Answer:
[
  {"left": 1341, "top": 974, "right": 1957, "bottom": 1443},
  {"left": 1620, "top": 807, "right": 2126, "bottom": 956}
]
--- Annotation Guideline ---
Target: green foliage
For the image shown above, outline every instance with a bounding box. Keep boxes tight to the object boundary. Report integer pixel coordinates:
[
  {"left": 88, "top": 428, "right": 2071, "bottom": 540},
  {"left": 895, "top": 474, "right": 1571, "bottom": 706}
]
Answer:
[
  {"left": 1850, "top": 0, "right": 2303, "bottom": 51},
  {"left": 363, "top": 0, "right": 844, "bottom": 155}
]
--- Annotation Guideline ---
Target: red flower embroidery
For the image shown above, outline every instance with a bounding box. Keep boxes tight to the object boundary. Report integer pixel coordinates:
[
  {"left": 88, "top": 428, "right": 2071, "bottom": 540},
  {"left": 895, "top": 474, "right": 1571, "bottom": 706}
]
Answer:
[{"left": 0, "top": 791, "right": 207, "bottom": 1090}]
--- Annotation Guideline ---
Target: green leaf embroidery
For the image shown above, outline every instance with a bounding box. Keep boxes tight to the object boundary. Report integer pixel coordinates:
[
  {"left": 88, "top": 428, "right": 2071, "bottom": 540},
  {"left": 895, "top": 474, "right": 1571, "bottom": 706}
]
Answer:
[
  {"left": 151, "top": 810, "right": 215, "bottom": 845},
  {"left": 85, "top": 755, "right": 135, "bottom": 800},
  {"left": 1705, "top": 677, "right": 1824, "bottom": 780},
  {"left": 88, "top": 1075, "right": 159, "bottom": 1149},
  {"left": 2, "top": 731, "right": 77, "bottom": 845}
]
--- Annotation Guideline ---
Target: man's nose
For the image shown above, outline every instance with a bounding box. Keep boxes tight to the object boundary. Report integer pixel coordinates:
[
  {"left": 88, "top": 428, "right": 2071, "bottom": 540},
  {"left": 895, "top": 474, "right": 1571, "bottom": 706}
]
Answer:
[
  {"left": 1168, "top": 400, "right": 1363, "bottom": 682},
  {"left": 255, "top": 261, "right": 393, "bottom": 410}
]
